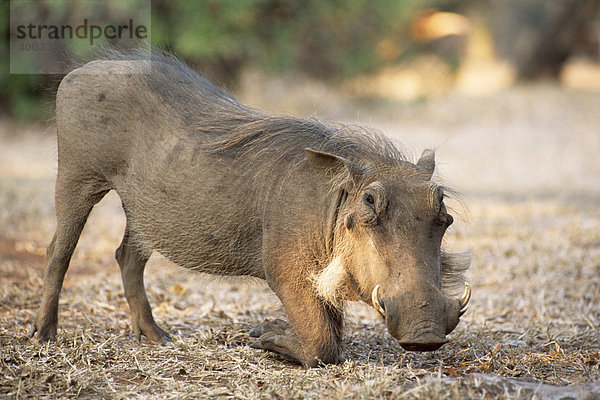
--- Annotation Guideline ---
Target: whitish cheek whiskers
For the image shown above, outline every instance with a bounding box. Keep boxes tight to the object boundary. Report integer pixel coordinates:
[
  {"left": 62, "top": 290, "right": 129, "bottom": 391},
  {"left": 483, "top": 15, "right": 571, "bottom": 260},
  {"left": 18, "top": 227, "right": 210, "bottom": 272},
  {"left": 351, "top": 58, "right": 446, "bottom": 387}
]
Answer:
[{"left": 313, "top": 255, "right": 346, "bottom": 306}]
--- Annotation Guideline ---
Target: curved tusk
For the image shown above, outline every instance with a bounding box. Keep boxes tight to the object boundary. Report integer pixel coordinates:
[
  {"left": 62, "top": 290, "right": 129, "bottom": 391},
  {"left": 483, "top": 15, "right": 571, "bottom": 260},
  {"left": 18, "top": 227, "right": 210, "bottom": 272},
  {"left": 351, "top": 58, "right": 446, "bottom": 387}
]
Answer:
[
  {"left": 458, "top": 282, "right": 471, "bottom": 316},
  {"left": 371, "top": 284, "right": 386, "bottom": 318}
]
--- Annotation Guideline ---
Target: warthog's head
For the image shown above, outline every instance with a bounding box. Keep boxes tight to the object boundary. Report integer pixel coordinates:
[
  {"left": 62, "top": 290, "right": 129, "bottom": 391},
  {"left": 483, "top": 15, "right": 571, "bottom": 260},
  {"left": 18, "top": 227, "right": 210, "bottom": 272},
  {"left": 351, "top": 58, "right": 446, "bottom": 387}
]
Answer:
[{"left": 307, "top": 147, "right": 470, "bottom": 352}]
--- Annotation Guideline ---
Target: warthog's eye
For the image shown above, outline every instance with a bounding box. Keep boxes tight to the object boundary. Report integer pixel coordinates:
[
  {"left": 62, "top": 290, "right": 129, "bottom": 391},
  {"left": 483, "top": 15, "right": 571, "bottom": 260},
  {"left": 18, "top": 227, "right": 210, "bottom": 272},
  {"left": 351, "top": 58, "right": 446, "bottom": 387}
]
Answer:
[
  {"left": 360, "top": 183, "right": 386, "bottom": 224},
  {"left": 363, "top": 193, "right": 375, "bottom": 207}
]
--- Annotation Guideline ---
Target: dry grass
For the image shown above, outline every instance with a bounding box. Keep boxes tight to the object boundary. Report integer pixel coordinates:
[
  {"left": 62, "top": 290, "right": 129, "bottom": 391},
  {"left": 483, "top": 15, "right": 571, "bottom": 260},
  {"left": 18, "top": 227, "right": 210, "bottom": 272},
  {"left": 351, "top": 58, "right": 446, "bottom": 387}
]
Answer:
[{"left": 1, "top": 85, "right": 600, "bottom": 399}]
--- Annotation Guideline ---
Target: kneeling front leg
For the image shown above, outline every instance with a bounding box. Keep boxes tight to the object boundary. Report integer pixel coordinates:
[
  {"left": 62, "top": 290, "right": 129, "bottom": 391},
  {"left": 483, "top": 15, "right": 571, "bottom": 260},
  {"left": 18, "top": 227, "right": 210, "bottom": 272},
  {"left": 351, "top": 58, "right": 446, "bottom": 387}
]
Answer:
[{"left": 250, "top": 282, "right": 343, "bottom": 367}]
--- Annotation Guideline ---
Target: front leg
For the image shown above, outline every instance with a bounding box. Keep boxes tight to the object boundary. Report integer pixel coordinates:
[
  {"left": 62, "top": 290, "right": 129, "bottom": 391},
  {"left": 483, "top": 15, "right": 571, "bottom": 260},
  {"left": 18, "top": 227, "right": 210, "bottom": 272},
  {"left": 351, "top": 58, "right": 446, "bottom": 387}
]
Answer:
[
  {"left": 250, "top": 282, "right": 344, "bottom": 367},
  {"left": 250, "top": 319, "right": 304, "bottom": 364}
]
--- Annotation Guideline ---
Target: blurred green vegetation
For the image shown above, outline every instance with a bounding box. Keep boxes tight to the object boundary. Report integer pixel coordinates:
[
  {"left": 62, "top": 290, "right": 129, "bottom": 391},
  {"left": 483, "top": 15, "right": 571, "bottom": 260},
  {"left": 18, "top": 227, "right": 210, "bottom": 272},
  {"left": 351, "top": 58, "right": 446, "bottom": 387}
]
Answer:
[
  {"left": 0, "top": 0, "right": 449, "bottom": 121},
  {"left": 1, "top": 0, "right": 598, "bottom": 121},
  {"left": 153, "top": 0, "right": 425, "bottom": 79},
  {"left": 1, "top": 5, "right": 54, "bottom": 122}
]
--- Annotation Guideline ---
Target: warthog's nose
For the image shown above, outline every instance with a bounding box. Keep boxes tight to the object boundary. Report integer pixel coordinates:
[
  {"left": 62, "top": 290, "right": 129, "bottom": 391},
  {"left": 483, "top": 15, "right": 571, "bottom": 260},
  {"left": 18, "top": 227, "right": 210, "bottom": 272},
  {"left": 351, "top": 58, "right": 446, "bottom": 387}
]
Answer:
[{"left": 398, "top": 332, "right": 448, "bottom": 352}]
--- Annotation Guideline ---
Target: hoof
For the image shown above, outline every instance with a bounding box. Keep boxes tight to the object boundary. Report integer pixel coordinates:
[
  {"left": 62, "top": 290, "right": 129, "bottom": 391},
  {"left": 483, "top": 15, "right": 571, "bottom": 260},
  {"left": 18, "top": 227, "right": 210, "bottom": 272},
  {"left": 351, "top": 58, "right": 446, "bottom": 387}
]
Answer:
[
  {"left": 29, "top": 321, "right": 57, "bottom": 342},
  {"left": 249, "top": 319, "right": 291, "bottom": 338},
  {"left": 160, "top": 335, "right": 173, "bottom": 345}
]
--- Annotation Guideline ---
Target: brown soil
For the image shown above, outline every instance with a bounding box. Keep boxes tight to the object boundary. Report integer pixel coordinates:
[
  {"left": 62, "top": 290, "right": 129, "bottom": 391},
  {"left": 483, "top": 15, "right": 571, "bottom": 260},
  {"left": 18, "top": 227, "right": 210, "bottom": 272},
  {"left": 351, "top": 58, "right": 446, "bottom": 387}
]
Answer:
[{"left": 1, "top": 84, "right": 599, "bottom": 399}]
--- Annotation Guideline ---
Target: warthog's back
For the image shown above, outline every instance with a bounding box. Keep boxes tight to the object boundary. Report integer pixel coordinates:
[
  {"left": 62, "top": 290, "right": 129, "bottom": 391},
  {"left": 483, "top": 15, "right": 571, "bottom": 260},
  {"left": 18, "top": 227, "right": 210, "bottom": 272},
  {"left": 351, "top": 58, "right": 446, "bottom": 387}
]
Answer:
[
  {"left": 55, "top": 55, "right": 267, "bottom": 276},
  {"left": 54, "top": 52, "right": 405, "bottom": 279}
]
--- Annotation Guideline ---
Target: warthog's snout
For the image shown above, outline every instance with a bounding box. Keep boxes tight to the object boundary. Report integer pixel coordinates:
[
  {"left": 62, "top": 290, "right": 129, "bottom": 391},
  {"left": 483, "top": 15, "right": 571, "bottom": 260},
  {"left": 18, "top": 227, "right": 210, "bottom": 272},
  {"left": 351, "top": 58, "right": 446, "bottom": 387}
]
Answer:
[
  {"left": 372, "top": 283, "right": 470, "bottom": 352},
  {"left": 398, "top": 332, "right": 448, "bottom": 352}
]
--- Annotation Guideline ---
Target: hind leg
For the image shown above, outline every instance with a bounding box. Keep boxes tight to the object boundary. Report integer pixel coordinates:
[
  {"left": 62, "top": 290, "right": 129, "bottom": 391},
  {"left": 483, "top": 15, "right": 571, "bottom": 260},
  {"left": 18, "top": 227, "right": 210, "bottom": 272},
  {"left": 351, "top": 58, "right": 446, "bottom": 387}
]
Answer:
[
  {"left": 116, "top": 224, "right": 170, "bottom": 343},
  {"left": 30, "top": 174, "right": 107, "bottom": 341}
]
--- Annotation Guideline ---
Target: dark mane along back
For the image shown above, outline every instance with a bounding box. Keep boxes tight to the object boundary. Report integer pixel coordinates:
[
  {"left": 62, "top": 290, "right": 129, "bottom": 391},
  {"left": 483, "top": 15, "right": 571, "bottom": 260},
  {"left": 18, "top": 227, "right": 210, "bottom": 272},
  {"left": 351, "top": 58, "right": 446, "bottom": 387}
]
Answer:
[{"left": 209, "top": 116, "right": 407, "bottom": 169}]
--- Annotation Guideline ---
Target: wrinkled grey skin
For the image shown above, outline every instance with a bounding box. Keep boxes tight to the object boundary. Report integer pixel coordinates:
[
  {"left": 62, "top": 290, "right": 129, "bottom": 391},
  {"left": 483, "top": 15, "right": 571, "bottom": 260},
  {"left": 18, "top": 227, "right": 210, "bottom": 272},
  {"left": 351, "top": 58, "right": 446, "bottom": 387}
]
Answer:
[{"left": 30, "top": 51, "right": 469, "bottom": 367}]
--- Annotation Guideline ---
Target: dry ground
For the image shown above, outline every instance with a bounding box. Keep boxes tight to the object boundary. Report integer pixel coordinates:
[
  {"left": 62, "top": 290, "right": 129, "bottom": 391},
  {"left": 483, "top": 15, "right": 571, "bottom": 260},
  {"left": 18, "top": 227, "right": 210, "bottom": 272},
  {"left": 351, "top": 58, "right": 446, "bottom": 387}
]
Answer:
[{"left": 1, "top": 84, "right": 599, "bottom": 399}]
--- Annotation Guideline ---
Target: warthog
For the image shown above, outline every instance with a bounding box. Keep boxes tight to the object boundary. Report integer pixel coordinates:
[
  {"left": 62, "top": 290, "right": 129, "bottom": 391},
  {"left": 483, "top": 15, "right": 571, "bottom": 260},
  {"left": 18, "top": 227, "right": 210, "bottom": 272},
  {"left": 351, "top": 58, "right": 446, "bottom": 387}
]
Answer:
[{"left": 30, "top": 50, "right": 470, "bottom": 367}]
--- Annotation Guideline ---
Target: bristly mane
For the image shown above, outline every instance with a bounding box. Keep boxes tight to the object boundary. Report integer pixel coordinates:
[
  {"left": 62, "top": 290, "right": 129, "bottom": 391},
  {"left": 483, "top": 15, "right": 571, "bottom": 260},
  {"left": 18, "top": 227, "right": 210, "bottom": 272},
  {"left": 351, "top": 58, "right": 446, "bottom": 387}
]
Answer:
[{"left": 209, "top": 117, "right": 408, "bottom": 167}]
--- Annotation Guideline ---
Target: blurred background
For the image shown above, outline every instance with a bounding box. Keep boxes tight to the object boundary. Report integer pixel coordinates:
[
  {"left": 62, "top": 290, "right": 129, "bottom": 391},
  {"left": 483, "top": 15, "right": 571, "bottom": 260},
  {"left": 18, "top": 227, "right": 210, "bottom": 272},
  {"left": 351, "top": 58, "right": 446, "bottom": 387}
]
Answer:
[{"left": 2, "top": 0, "right": 600, "bottom": 120}]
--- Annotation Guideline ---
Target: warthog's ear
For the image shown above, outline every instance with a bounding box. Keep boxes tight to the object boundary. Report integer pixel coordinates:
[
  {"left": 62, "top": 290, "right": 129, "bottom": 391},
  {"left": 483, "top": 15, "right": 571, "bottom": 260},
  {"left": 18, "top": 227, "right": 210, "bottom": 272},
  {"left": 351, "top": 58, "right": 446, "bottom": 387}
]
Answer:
[
  {"left": 305, "top": 148, "right": 362, "bottom": 184},
  {"left": 416, "top": 149, "right": 435, "bottom": 180}
]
